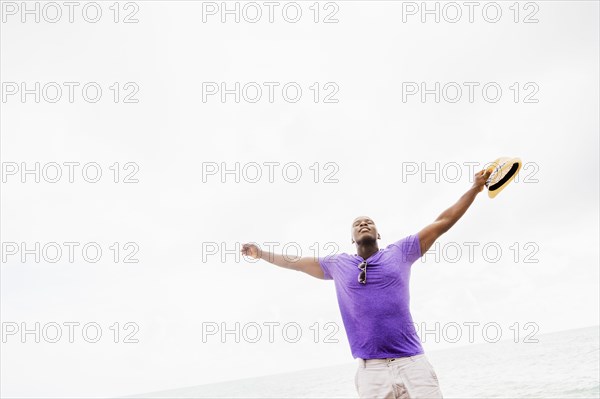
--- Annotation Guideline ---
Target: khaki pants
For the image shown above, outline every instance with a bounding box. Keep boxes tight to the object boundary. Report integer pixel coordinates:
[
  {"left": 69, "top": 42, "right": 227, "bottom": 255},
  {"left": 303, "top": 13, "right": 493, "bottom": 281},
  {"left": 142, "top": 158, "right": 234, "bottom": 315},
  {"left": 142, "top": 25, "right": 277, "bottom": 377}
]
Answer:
[{"left": 354, "top": 354, "right": 443, "bottom": 399}]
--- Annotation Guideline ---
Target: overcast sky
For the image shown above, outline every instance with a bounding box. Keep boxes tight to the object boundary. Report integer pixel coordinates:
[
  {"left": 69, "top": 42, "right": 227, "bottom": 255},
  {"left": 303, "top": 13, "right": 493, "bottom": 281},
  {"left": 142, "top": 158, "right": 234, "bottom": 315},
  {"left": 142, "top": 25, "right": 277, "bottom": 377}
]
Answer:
[{"left": 1, "top": 1, "right": 599, "bottom": 398}]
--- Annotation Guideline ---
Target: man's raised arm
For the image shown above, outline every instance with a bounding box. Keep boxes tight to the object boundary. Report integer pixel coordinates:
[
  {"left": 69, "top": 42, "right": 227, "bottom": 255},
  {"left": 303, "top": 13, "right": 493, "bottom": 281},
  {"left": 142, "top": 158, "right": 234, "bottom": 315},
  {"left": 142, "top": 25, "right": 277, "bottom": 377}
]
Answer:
[
  {"left": 417, "top": 169, "right": 491, "bottom": 255},
  {"left": 240, "top": 243, "right": 326, "bottom": 279}
]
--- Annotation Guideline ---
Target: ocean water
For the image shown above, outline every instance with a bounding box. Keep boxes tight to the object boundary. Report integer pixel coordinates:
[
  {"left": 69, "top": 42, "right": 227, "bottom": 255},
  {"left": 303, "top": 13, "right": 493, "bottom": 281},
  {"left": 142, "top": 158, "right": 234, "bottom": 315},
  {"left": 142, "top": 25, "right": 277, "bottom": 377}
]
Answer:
[{"left": 130, "top": 326, "right": 600, "bottom": 398}]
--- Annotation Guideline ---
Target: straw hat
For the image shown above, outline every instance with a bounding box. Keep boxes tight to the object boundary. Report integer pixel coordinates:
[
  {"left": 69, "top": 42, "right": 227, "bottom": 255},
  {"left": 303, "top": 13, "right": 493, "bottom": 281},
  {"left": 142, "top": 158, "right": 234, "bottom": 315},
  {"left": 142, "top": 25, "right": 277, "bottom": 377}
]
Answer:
[{"left": 484, "top": 157, "right": 522, "bottom": 198}]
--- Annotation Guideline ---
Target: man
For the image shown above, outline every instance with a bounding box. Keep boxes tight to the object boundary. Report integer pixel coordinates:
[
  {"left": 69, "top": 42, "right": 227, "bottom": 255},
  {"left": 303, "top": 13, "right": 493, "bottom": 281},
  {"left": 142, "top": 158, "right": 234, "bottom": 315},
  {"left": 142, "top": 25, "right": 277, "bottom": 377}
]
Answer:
[{"left": 241, "top": 169, "right": 492, "bottom": 399}]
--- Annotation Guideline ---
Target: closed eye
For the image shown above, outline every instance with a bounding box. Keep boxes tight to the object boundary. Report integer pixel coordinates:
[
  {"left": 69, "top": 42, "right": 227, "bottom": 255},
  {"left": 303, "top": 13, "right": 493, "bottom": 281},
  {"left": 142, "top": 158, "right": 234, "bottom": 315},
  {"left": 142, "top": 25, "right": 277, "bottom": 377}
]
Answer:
[{"left": 354, "top": 219, "right": 373, "bottom": 226}]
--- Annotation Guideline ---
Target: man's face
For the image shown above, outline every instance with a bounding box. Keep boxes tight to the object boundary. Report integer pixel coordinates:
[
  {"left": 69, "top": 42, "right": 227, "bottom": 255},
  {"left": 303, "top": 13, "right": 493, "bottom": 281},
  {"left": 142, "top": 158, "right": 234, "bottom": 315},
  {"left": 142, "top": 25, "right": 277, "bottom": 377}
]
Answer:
[{"left": 351, "top": 216, "right": 380, "bottom": 244}]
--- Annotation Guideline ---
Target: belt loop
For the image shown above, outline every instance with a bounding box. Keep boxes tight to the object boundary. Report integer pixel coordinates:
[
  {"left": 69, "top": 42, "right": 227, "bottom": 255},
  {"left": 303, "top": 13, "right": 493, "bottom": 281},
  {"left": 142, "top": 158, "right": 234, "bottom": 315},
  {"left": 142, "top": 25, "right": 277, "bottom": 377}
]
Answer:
[{"left": 361, "top": 358, "right": 366, "bottom": 368}]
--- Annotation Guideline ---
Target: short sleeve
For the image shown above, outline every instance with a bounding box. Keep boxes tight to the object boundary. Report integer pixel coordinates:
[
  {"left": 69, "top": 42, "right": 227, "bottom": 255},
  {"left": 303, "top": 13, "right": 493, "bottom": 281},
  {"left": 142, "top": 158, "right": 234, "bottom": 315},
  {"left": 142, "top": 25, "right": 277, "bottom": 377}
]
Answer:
[
  {"left": 318, "top": 254, "right": 339, "bottom": 280},
  {"left": 390, "top": 234, "right": 422, "bottom": 264}
]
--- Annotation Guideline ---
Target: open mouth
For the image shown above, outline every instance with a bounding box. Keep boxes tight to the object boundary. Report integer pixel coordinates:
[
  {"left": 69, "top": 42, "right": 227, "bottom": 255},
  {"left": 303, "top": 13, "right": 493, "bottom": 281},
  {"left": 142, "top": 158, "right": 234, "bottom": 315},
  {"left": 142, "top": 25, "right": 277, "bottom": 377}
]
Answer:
[{"left": 359, "top": 228, "right": 370, "bottom": 233}]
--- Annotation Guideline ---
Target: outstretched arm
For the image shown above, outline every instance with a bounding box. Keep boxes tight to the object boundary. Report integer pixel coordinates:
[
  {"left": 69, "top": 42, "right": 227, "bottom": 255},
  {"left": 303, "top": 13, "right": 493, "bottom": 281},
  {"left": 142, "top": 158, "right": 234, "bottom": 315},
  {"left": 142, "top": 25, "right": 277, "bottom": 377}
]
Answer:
[
  {"left": 240, "top": 243, "right": 326, "bottom": 279},
  {"left": 417, "top": 169, "right": 491, "bottom": 255}
]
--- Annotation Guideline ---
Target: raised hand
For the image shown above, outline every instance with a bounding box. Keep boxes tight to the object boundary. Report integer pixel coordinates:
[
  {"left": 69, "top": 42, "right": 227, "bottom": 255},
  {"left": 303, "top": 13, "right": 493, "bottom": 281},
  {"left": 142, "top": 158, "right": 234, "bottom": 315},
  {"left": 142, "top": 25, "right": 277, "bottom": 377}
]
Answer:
[
  {"left": 241, "top": 243, "right": 261, "bottom": 259},
  {"left": 472, "top": 169, "right": 492, "bottom": 193}
]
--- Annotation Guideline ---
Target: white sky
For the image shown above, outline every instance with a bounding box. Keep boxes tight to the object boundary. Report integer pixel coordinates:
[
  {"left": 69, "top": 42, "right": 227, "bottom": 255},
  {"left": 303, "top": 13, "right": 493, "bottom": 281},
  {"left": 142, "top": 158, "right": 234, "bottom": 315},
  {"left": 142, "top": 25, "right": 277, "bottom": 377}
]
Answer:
[{"left": 1, "top": 1, "right": 599, "bottom": 398}]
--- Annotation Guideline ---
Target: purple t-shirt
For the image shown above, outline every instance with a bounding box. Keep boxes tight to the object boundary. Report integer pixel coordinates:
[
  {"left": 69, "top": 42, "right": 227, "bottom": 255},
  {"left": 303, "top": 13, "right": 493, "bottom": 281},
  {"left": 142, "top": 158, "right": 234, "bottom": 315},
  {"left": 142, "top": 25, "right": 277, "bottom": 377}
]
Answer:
[{"left": 319, "top": 234, "right": 423, "bottom": 359}]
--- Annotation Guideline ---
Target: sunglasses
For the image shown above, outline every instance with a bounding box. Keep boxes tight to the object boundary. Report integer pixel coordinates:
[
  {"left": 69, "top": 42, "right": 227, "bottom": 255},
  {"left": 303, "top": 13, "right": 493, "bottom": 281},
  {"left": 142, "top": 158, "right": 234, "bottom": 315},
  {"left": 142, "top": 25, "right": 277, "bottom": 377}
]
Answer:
[{"left": 357, "top": 261, "right": 368, "bottom": 284}]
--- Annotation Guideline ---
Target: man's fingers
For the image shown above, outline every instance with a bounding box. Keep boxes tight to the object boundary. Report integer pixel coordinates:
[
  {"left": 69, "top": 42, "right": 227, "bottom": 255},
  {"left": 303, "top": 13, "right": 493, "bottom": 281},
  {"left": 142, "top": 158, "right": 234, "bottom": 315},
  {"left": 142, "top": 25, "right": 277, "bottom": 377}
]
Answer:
[
  {"left": 241, "top": 244, "right": 251, "bottom": 255},
  {"left": 478, "top": 169, "right": 492, "bottom": 178}
]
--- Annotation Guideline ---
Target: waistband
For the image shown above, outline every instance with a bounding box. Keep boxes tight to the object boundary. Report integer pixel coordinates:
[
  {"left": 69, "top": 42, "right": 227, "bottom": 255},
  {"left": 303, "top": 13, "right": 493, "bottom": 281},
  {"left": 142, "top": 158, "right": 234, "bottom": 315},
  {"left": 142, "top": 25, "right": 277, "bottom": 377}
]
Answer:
[{"left": 357, "top": 353, "right": 425, "bottom": 368}]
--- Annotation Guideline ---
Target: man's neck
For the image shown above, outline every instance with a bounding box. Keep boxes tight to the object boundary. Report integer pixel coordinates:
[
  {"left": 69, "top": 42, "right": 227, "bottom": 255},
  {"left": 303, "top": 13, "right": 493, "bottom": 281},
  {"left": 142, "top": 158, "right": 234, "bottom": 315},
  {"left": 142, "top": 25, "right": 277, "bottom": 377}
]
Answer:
[{"left": 356, "top": 241, "right": 380, "bottom": 260}]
